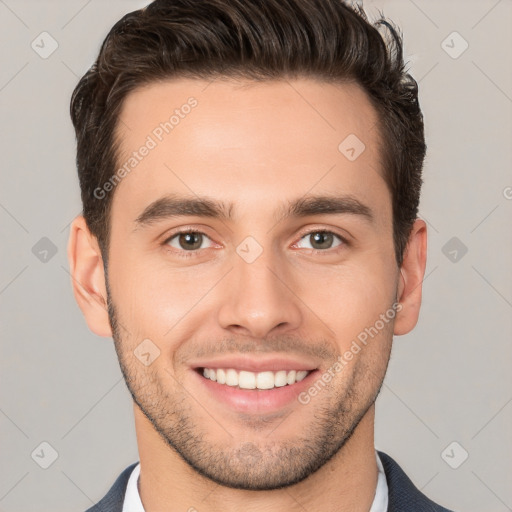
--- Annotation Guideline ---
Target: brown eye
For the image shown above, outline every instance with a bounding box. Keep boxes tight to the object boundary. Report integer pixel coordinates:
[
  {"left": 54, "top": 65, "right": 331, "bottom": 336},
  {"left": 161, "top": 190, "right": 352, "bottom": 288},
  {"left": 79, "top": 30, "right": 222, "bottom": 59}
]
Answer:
[
  {"left": 296, "top": 231, "right": 344, "bottom": 251},
  {"left": 166, "top": 231, "right": 211, "bottom": 251},
  {"left": 178, "top": 232, "right": 203, "bottom": 250},
  {"left": 310, "top": 232, "right": 334, "bottom": 250}
]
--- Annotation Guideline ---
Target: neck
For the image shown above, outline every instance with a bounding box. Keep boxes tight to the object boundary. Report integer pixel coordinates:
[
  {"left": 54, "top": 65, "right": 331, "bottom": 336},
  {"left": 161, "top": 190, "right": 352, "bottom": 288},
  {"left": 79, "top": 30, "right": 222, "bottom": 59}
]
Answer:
[{"left": 135, "top": 404, "right": 379, "bottom": 512}]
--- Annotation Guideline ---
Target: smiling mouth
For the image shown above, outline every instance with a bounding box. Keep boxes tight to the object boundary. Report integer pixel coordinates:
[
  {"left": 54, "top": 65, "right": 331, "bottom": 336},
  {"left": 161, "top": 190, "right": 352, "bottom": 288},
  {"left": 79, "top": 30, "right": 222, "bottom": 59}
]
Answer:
[{"left": 194, "top": 367, "right": 316, "bottom": 391}]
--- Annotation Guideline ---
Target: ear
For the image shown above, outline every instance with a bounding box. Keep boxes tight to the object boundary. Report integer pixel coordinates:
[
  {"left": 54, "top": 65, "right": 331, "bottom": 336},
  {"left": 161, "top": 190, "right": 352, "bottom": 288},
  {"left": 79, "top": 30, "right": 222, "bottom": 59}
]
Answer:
[
  {"left": 394, "top": 219, "right": 427, "bottom": 336},
  {"left": 67, "top": 215, "right": 112, "bottom": 337}
]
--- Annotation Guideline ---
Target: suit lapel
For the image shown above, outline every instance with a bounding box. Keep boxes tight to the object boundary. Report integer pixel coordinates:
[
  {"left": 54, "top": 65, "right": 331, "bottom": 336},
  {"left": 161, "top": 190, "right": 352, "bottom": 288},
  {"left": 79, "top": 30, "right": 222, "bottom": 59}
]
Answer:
[
  {"left": 85, "top": 462, "right": 138, "bottom": 512},
  {"left": 377, "top": 450, "right": 453, "bottom": 511}
]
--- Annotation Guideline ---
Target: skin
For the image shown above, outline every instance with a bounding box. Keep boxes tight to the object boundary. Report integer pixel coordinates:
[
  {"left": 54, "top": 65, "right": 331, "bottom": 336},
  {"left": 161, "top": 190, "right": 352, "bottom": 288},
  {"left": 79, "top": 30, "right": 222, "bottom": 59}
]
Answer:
[{"left": 68, "top": 77, "right": 427, "bottom": 512}]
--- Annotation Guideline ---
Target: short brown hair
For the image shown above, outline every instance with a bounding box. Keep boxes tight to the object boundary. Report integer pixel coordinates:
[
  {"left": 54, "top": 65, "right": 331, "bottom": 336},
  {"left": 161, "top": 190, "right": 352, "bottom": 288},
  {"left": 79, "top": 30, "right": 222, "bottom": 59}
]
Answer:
[{"left": 70, "top": 0, "right": 426, "bottom": 267}]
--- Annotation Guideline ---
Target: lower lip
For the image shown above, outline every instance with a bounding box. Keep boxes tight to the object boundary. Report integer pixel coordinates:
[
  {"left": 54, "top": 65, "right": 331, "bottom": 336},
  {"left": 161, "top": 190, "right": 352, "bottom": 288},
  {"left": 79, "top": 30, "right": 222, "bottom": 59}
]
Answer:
[{"left": 191, "top": 368, "right": 319, "bottom": 414}]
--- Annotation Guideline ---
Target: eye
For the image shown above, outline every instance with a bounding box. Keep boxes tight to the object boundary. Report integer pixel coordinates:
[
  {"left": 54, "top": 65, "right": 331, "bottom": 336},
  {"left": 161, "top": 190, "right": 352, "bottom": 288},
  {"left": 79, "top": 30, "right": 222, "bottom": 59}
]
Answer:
[
  {"left": 164, "top": 230, "right": 214, "bottom": 251},
  {"left": 295, "top": 230, "right": 345, "bottom": 251}
]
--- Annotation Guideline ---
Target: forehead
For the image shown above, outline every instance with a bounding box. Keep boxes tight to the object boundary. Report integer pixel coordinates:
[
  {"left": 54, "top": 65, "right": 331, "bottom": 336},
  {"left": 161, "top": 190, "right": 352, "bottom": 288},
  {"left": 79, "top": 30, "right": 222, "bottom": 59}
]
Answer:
[{"left": 111, "top": 77, "right": 389, "bottom": 224}]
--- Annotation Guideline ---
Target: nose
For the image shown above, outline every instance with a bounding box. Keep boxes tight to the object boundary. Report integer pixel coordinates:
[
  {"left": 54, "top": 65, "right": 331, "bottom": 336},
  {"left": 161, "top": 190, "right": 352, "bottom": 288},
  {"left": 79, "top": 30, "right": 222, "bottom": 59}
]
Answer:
[{"left": 216, "top": 247, "right": 303, "bottom": 339}]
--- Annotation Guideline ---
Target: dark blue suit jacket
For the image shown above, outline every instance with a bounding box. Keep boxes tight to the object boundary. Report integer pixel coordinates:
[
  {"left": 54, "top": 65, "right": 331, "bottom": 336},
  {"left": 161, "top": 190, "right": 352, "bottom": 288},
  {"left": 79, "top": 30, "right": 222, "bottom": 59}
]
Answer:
[{"left": 85, "top": 450, "right": 455, "bottom": 511}]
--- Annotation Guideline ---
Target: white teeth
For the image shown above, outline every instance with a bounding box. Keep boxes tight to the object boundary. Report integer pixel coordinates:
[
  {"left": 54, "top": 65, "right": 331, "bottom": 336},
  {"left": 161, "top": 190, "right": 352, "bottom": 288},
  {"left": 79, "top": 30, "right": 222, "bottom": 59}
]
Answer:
[
  {"left": 256, "top": 371, "right": 274, "bottom": 389},
  {"left": 238, "top": 371, "right": 256, "bottom": 389},
  {"left": 216, "top": 368, "right": 226, "bottom": 384},
  {"left": 202, "top": 367, "right": 312, "bottom": 390},
  {"left": 296, "top": 370, "right": 309, "bottom": 382},
  {"left": 203, "top": 368, "right": 216, "bottom": 381},
  {"left": 225, "top": 369, "right": 238, "bottom": 386},
  {"left": 274, "top": 370, "right": 287, "bottom": 387},
  {"left": 286, "top": 370, "right": 296, "bottom": 385}
]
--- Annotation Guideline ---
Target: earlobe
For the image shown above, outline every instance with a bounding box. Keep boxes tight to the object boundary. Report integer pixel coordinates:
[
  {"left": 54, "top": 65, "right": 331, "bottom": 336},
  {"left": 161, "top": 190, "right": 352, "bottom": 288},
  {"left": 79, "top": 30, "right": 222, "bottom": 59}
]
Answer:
[
  {"left": 393, "top": 219, "right": 427, "bottom": 336},
  {"left": 67, "top": 215, "right": 113, "bottom": 337}
]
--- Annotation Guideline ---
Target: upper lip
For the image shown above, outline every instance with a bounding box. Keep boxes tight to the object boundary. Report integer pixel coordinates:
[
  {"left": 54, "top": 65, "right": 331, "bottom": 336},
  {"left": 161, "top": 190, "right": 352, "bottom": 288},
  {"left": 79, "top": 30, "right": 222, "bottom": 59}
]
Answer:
[{"left": 190, "top": 355, "right": 319, "bottom": 373}]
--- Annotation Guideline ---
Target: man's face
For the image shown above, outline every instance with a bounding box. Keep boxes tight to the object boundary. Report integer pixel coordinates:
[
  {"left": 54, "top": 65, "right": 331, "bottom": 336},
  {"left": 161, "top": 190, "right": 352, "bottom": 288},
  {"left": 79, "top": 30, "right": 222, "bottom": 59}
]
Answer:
[{"left": 105, "top": 78, "right": 399, "bottom": 490}]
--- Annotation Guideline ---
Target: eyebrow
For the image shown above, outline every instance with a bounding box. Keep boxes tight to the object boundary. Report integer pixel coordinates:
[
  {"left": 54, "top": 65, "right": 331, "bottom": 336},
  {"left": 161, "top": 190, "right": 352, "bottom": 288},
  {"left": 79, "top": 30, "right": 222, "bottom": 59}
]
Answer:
[{"left": 133, "top": 193, "right": 374, "bottom": 229}]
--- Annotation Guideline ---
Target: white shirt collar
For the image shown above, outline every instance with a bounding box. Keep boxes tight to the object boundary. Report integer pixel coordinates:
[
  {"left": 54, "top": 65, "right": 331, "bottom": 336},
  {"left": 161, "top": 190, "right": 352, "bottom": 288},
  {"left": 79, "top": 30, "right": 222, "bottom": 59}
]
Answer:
[
  {"left": 122, "top": 449, "right": 388, "bottom": 512},
  {"left": 370, "top": 449, "right": 389, "bottom": 512}
]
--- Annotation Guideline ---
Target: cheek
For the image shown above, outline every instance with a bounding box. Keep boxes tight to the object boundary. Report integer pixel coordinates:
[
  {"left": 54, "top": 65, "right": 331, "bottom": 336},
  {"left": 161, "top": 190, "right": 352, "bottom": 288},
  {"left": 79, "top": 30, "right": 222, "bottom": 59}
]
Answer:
[
  {"left": 109, "top": 252, "right": 220, "bottom": 343},
  {"left": 294, "top": 257, "right": 397, "bottom": 343}
]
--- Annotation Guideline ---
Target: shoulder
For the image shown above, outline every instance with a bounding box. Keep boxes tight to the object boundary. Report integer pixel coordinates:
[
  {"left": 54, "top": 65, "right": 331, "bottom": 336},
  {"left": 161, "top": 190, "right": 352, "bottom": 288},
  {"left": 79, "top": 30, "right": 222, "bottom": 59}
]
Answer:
[
  {"left": 84, "top": 462, "right": 138, "bottom": 512},
  {"left": 377, "top": 450, "right": 455, "bottom": 511}
]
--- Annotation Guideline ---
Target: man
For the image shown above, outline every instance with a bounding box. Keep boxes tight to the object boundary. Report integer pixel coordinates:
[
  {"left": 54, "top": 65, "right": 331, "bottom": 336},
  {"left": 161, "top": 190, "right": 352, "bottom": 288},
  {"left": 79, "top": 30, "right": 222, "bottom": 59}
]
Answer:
[{"left": 67, "top": 0, "right": 454, "bottom": 510}]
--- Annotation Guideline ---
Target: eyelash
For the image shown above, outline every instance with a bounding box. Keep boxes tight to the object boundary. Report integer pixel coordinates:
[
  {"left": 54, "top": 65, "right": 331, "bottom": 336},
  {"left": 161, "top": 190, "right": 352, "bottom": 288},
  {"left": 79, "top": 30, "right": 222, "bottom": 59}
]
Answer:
[{"left": 161, "top": 228, "right": 350, "bottom": 259}]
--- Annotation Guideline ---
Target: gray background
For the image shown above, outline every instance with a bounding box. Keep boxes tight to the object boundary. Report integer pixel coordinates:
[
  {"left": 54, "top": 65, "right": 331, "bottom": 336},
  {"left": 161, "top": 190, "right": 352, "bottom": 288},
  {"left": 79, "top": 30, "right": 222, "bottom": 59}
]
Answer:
[{"left": 1, "top": 0, "right": 511, "bottom": 511}]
